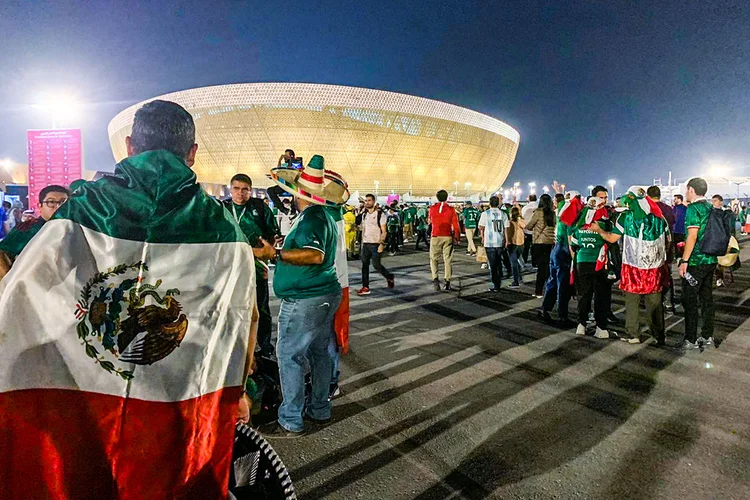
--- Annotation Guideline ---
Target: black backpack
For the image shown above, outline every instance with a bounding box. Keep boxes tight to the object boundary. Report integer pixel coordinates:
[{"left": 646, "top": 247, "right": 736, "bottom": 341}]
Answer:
[{"left": 700, "top": 207, "right": 733, "bottom": 256}]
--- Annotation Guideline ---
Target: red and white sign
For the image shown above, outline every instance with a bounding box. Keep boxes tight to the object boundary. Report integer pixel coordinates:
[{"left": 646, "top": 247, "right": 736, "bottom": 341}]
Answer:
[{"left": 27, "top": 129, "right": 82, "bottom": 212}]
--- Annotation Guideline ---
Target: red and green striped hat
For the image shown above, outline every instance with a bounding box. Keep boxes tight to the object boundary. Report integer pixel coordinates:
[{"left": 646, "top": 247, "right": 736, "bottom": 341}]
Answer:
[{"left": 268, "top": 155, "right": 350, "bottom": 207}]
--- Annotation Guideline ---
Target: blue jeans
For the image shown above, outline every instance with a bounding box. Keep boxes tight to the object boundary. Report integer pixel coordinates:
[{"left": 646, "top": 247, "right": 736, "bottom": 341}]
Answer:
[
  {"left": 542, "top": 243, "right": 573, "bottom": 319},
  {"left": 277, "top": 291, "right": 342, "bottom": 431},
  {"left": 486, "top": 246, "right": 504, "bottom": 289},
  {"left": 507, "top": 244, "right": 522, "bottom": 285}
]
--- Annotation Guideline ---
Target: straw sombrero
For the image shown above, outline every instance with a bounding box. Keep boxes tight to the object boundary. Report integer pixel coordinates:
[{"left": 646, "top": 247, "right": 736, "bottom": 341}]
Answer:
[{"left": 267, "top": 155, "right": 349, "bottom": 207}]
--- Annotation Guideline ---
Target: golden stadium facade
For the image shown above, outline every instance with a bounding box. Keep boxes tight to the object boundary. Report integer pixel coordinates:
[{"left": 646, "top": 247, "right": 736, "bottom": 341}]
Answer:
[{"left": 108, "top": 83, "right": 520, "bottom": 197}]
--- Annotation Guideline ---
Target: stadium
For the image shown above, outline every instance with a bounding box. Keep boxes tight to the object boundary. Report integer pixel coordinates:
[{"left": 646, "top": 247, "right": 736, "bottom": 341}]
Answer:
[{"left": 108, "top": 83, "right": 520, "bottom": 198}]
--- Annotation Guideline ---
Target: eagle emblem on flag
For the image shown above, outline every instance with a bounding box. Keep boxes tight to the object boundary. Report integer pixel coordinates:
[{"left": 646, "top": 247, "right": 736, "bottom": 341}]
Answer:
[{"left": 74, "top": 261, "right": 189, "bottom": 380}]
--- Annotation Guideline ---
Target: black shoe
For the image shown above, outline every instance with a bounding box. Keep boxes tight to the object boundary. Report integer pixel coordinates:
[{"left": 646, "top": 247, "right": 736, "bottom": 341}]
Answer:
[
  {"left": 607, "top": 312, "right": 619, "bottom": 324},
  {"left": 257, "top": 421, "right": 306, "bottom": 439},
  {"left": 433, "top": 279, "right": 441, "bottom": 292},
  {"left": 443, "top": 281, "right": 453, "bottom": 291},
  {"left": 537, "top": 310, "right": 554, "bottom": 324},
  {"left": 304, "top": 414, "right": 332, "bottom": 427},
  {"left": 665, "top": 304, "right": 676, "bottom": 313},
  {"left": 558, "top": 318, "right": 578, "bottom": 328},
  {"left": 489, "top": 287, "right": 499, "bottom": 293}
]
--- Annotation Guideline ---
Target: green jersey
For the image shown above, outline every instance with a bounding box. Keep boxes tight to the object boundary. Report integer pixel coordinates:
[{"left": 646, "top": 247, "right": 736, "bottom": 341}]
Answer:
[
  {"left": 0, "top": 218, "right": 45, "bottom": 258},
  {"left": 570, "top": 221, "right": 607, "bottom": 265},
  {"left": 387, "top": 213, "right": 401, "bottom": 232},
  {"left": 462, "top": 207, "right": 480, "bottom": 229},
  {"left": 555, "top": 206, "right": 570, "bottom": 247},
  {"left": 684, "top": 200, "right": 718, "bottom": 266},
  {"left": 273, "top": 205, "right": 341, "bottom": 300},
  {"left": 224, "top": 199, "right": 279, "bottom": 271},
  {"left": 403, "top": 206, "right": 416, "bottom": 225}
]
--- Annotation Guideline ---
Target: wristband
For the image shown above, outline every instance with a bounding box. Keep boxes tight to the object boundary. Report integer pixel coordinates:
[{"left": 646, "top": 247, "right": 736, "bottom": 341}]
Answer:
[{"left": 275, "top": 248, "right": 283, "bottom": 262}]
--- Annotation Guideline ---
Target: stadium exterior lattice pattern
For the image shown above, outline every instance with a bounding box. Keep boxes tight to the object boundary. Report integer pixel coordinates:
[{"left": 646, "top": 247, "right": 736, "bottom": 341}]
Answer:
[{"left": 108, "top": 83, "right": 520, "bottom": 197}]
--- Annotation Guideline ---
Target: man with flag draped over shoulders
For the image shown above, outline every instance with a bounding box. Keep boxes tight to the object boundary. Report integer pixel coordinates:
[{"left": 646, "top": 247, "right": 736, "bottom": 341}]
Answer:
[
  {"left": 0, "top": 100, "right": 259, "bottom": 499},
  {"left": 591, "top": 187, "right": 669, "bottom": 345}
]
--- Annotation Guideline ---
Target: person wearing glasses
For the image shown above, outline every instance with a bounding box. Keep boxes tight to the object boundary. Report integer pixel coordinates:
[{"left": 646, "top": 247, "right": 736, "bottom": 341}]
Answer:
[{"left": 0, "top": 184, "right": 71, "bottom": 279}]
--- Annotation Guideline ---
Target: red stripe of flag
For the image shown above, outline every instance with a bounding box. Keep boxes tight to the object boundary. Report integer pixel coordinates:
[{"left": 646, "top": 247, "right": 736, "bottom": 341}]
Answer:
[{"left": 0, "top": 387, "right": 239, "bottom": 499}]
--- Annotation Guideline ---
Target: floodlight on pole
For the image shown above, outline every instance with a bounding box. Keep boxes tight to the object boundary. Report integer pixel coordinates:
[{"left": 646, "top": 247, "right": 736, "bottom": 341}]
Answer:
[
  {"left": 608, "top": 179, "right": 617, "bottom": 198},
  {"left": 587, "top": 184, "right": 594, "bottom": 192},
  {"left": 32, "top": 91, "right": 81, "bottom": 128},
  {"left": 542, "top": 185, "right": 549, "bottom": 194}
]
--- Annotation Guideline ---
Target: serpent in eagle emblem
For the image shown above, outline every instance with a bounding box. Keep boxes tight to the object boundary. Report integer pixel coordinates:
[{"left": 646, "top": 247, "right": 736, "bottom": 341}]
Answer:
[{"left": 74, "top": 262, "right": 188, "bottom": 380}]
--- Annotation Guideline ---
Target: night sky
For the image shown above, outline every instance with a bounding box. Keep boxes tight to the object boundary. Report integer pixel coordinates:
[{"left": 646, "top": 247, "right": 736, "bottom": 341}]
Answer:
[{"left": 1, "top": 0, "right": 748, "bottom": 193}]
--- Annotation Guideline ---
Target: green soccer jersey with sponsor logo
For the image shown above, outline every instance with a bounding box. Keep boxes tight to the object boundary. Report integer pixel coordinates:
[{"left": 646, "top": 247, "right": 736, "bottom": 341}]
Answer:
[
  {"left": 273, "top": 204, "right": 341, "bottom": 300},
  {"left": 684, "top": 200, "right": 718, "bottom": 266}
]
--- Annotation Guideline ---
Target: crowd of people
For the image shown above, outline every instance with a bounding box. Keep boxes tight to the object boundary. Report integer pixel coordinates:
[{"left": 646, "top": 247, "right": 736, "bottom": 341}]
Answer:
[
  {"left": 338, "top": 180, "right": 736, "bottom": 350},
  {"left": 0, "top": 99, "right": 739, "bottom": 498}
]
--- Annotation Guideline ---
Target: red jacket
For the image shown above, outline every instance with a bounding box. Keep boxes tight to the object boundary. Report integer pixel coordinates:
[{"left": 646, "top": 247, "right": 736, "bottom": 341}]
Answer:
[{"left": 429, "top": 202, "right": 461, "bottom": 239}]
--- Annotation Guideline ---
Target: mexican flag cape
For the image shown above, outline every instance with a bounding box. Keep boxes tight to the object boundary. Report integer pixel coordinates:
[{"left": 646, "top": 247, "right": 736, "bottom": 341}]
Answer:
[
  {"left": 328, "top": 207, "right": 350, "bottom": 354},
  {"left": 615, "top": 191, "right": 668, "bottom": 294},
  {"left": 0, "top": 151, "right": 256, "bottom": 499}
]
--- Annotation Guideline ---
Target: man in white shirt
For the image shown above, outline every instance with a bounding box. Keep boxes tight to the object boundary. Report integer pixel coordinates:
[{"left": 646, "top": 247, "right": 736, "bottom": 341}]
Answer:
[
  {"left": 521, "top": 194, "right": 538, "bottom": 267},
  {"left": 479, "top": 195, "right": 511, "bottom": 292},
  {"left": 356, "top": 194, "right": 395, "bottom": 295}
]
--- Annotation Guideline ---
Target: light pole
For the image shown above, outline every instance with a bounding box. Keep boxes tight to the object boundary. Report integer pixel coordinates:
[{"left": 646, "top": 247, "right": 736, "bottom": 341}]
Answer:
[
  {"left": 587, "top": 184, "right": 594, "bottom": 195},
  {"left": 32, "top": 91, "right": 81, "bottom": 129},
  {"left": 454, "top": 181, "right": 459, "bottom": 196},
  {"left": 374, "top": 180, "right": 379, "bottom": 197},
  {"left": 608, "top": 179, "right": 616, "bottom": 198},
  {"left": 465, "top": 182, "right": 471, "bottom": 198},
  {"left": 542, "top": 185, "right": 549, "bottom": 194},
  {"left": 528, "top": 182, "right": 536, "bottom": 196}
]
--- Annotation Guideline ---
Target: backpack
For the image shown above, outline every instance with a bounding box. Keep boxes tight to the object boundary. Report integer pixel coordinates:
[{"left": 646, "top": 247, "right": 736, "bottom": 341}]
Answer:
[{"left": 700, "top": 207, "right": 733, "bottom": 256}]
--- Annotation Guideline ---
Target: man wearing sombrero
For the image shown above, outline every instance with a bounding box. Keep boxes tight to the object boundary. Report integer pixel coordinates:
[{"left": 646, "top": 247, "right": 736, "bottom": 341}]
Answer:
[{"left": 260, "top": 155, "right": 350, "bottom": 437}]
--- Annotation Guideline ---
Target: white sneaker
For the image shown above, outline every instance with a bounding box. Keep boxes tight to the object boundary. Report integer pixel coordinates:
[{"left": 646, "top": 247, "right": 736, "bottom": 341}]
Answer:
[
  {"left": 481, "top": 263, "right": 488, "bottom": 269},
  {"left": 576, "top": 324, "right": 586, "bottom": 336},
  {"left": 594, "top": 327, "right": 610, "bottom": 339}
]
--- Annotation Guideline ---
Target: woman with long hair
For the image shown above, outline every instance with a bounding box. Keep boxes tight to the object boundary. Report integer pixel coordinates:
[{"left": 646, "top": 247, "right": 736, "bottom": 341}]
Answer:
[
  {"left": 506, "top": 205, "right": 526, "bottom": 287},
  {"left": 526, "top": 194, "right": 557, "bottom": 297}
]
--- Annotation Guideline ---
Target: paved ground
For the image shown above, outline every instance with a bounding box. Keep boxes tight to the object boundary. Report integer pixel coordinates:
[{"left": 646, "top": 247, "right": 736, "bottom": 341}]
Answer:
[{"left": 269, "top": 241, "right": 750, "bottom": 500}]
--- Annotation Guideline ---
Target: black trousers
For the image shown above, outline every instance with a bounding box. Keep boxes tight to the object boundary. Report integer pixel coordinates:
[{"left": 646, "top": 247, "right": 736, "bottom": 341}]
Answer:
[
  {"left": 522, "top": 233, "right": 534, "bottom": 265},
  {"left": 415, "top": 229, "right": 429, "bottom": 250},
  {"left": 256, "top": 274, "right": 273, "bottom": 356},
  {"left": 502, "top": 247, "right": 512, "bottom": 277},
  {"left": 682, "top": 264, "right": 716, "bottom": 342},
  {"left": 533, "top": 243, "right": 554, "bottom": 295},
  {"left": 387, "top": 232, "right": 399, "bottom": 253},
  {"left": 486, "top": 246, "right": 504, "bottom": 290},
  {"left": 576, "top": 267, "right": 610, "bottom": 329},
  {"left": 361, "top": 243, "right": 392, "bottom": 288}
]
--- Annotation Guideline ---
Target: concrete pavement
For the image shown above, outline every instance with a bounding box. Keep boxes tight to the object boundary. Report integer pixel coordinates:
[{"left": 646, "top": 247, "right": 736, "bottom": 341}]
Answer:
[{"left": 270, "top": 241, "right": 750, "bottom": 500}]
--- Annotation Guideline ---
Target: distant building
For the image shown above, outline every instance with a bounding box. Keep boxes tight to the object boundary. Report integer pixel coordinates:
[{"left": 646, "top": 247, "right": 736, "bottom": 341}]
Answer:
[{"left": 107, "top": 83, "right": 520, "bottom": 198}]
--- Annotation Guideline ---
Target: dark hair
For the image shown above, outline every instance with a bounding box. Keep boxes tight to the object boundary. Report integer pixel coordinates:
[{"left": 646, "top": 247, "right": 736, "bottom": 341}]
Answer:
[
  {"left": 674, "top": 194, "right": 684, "bottom": 201},
  {"left": 489, "top": 196, "right": 500, "bottom": 208},
  {"left": 39, "top": 184, "right": 71, "bottom": 202},
  {"left": 510, "top": 205, "right": 521, "bottom": 222},
  {"left": 230, "top": 173, "right": 252, "bottom": 186},
  {"left": 591, "top": 185, "right": 608, "bottom": 197},
  {"left": 712, "top": 194, "right": 724, "bottom": 202},
  {"left": 285, "top": 149, "right": 295, "bottom": 156},
  {"left": 436, "top": 190, "right": 449, "bottom": 202},
  {"left": 687, "top": 177, "right": 708, "bottom": 196},
  {"left": 539, "top": 193, "right": 555, "bottom": 226},
  {"left": 465, "top": 200, "right": 473, "bottom": 206},
  {"left": 365, "top": 193, "right": 376, "bottom": 201},
  {"left": 554, "top": 193, "right": 565, "bottom": 205},
  {"left": 647, "top": 186, "right": 661, "bottom": 199},
  {"left": 129, "top": 100, "right": 196, "bottom": 161},
  {"left": 528, "top": 194, "right": 538, "bottom": 202},
  {"left": 2, "top": 201, "right": 10, "bottom": 209}
]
